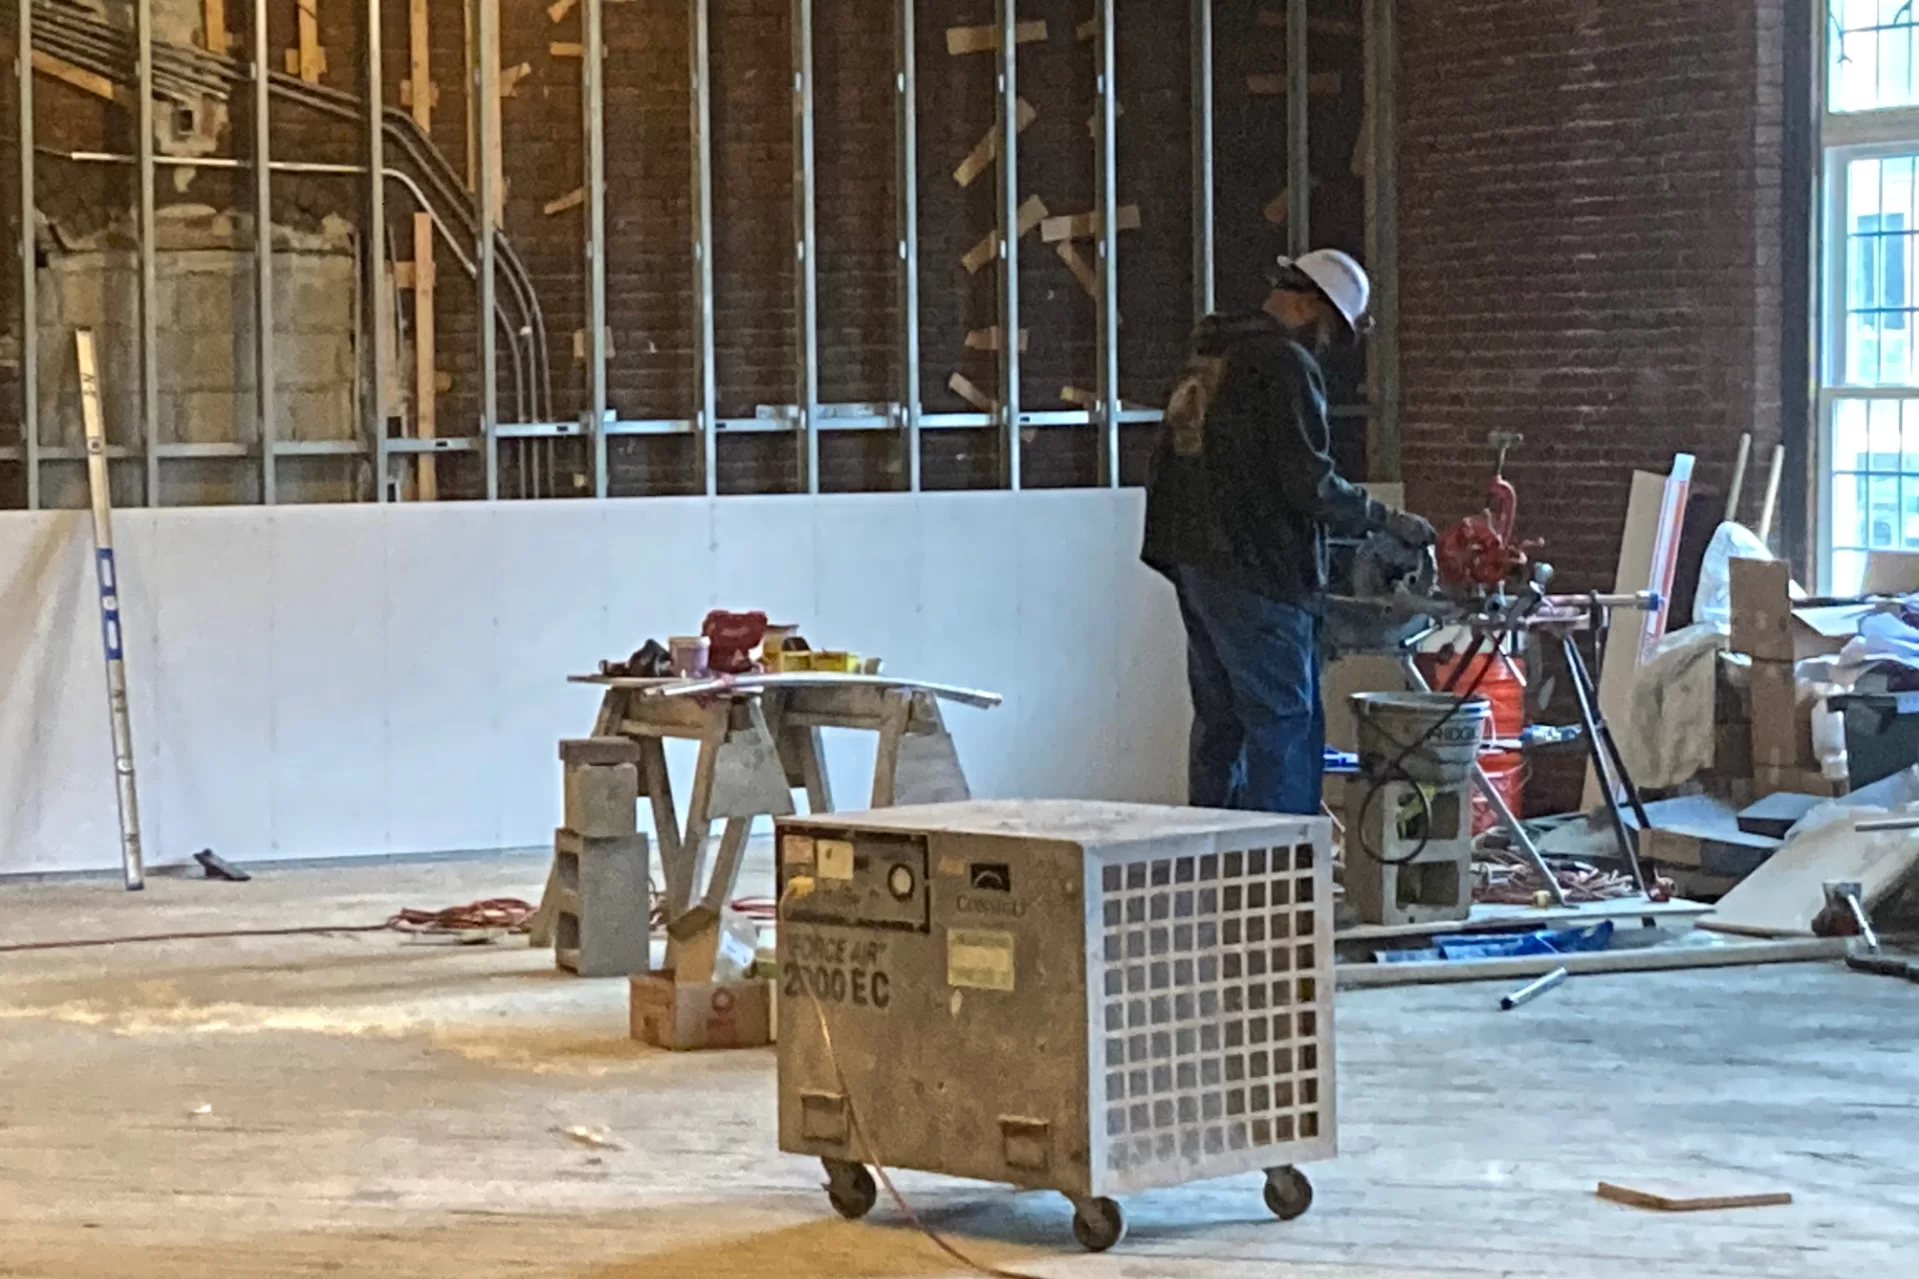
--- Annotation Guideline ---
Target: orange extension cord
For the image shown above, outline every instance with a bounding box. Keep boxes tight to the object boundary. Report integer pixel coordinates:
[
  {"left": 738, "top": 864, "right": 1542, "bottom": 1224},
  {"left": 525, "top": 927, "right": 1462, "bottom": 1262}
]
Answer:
[{"left": 0, "top": 897, "right": 536, "bottom": 954}]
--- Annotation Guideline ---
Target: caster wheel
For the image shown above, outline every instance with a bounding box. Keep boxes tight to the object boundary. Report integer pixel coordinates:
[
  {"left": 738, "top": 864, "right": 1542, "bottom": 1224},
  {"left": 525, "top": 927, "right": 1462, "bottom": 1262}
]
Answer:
[
  {"left": 822, "top": 1158, "right": 876, "bottom": 1220},
  {"left": 1070, "top": 1197, "right": 1127, "bottom": 1252},
  {"left": 1263, "top": 1166, "right": 1314, "bottom": 1221}
]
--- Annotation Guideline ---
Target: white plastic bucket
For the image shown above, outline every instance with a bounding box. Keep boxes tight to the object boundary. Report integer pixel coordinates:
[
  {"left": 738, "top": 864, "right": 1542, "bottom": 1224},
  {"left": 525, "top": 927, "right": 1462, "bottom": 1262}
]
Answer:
[{"left": 1350, "top": 691, "right": 1493, "bottom": 785}]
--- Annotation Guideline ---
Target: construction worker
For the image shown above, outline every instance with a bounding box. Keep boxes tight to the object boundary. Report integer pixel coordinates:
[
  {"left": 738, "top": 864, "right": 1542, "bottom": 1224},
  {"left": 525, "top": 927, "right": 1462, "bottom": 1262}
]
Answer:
[{"left": 1141, "top": 248, "right": 1434, "bottom": 815}]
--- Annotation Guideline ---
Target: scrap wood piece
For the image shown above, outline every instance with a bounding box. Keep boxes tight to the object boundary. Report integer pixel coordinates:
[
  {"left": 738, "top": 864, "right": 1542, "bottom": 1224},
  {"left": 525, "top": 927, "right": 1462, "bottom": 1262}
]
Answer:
[
  {"left": 1040, "top": 204, "right": 1140, "bottom": 243},
  {"left": 500, "top": 61, "right": 533, "bottom": 96},
  {"left": 573, "top": 327, "right": 615, "bottom": 361},
  {"left": 1084, "top": 100, "right": 1125, "bottom": 138},
  {"left": 954, "top": 98, "right": 1037, "bottom": 188},
  {"left": 960, "top": 194, "right": 1049, "bottom": 275},
  {"left": 543, "top": 185, "right": 586, "bottom": 215},
  {"left": 203, "top": 0, "right": 228, "bottom": 54},
  {"left": 399, "top": 78, "right": 441, "bottom": 111},
  {"left": 1055, "top": 240, "right": 1100, "bottom": 298},
  {"left": 947, "top": 372, "right": 996, "bottom": 414},
  {"left": 965, "top": 327, "right": 1028, "bottom": 353},
  {"left": 31, "top": 50, "right": 126, "bottom": 104},
  {"left": 290, "top": 0, "right": 324, "bottom": 82},
  {"left": 547, "top": 0, "right": 578, "bottom": 21},
  {"left": 945, "top": 21, "right": 1048, "bottom": 55},
  {"left": 551, "top": 41, "right": 585, "bottom": 58},
  {"left": 1263, "top": 190, "right": 1290, "bottom": 226},
  {"left": 1595, "top": 1182, "right": 1792, "bottom": 1213},
  {"left": 1246, "top": 71, "right": 1342, "bottom": 96},
  {"left": 1061, "top": 386, "right": 1140, "bottom": 411},
  {"left": 1076, "top": 16, "right": 1099, "bottom": 40}
]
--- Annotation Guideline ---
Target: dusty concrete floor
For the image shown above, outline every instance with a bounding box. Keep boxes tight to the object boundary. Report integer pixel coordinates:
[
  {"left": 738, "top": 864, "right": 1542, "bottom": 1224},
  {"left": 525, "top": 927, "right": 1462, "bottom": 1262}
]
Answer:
[{"left": 3, "top": 851, "right": 1916, "bottom": 1278}]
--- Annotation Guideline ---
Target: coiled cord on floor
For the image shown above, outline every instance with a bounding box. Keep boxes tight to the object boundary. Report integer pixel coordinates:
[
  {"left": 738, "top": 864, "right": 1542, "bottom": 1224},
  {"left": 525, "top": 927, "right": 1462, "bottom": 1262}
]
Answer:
[{"left": 780, "top": 878, "right": 1044, "bottom": 1279}]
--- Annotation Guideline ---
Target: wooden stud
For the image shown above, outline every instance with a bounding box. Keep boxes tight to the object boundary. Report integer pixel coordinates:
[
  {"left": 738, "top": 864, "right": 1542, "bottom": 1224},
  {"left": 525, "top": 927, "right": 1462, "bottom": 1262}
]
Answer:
[
  {"left": 409, "top": 0, "right": 432, "bottom": 131},
  {"left": 547, "top": 0, "right": 578, "bottom": 20},
  {"left": 961, "top": 193, "right": 1047, "bottom": 275},
  {"left": 398, "top": 79, "right": 441, "bottom": 111},
  {"left": 1055, "top": 240, "right": 1100, "bottom": 298},
  {"left": 1247, "top": 71, "right": 1342, "bottom": 96},
  {"left": 947, "top": 372, "right": 996, "bottom": 413},
  {"left": 203, "top": 0, "right": 228, "bottom": 54},
  {"left": 550, "top": 41, "right": 585, "bottom": 58},
  {"left": 393, "top": 261, "right": 417, "bottom": 289},
  {"left": 1040, "top": 204, "right": 1140, "bottom": 243},
  {"left": 543, "top": 185, "right": 586, "bottom": 215},
  {"left": 484, "top": 11, "right": 504, "bottom": 221},
  {"left": 965, "top": 326, "right": 1029, "bottom": 353},
  {"left": 945, "top": 20, "right": 1047, "bottom": 55},
  {"left": 292, "top": 0, "right": 324, "bottom": 83},
  {"left": 413, "top": 212, "right": 438, "bottom": 500},
  {"left": 500, "top": 61, "right": 533, "bottom": 96},
  {"left": 954, "top": 97, "right": 1036, "bottom": 188}
]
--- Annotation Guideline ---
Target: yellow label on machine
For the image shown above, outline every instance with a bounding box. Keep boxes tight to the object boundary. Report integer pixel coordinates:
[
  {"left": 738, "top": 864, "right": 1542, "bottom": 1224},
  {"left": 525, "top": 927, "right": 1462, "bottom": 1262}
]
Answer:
[
  {"left": 817, "top": 839, "right": 855, "bottom": 880},
  {"left": 947, "top": 929, "right": 1016, "bottom": 992}
]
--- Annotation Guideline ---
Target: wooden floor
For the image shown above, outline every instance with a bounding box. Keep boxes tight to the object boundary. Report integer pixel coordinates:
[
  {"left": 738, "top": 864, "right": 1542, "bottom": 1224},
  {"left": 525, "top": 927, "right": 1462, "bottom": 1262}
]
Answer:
[{"left": 3, "top": 851, "right": 1916, "bottom": 1278}]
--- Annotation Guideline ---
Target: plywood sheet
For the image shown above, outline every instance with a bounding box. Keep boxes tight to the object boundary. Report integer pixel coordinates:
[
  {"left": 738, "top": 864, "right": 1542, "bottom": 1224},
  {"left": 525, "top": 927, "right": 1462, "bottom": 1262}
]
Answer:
[{"left": 1703, "top": 810, "right": 1919, "bottom": 937}]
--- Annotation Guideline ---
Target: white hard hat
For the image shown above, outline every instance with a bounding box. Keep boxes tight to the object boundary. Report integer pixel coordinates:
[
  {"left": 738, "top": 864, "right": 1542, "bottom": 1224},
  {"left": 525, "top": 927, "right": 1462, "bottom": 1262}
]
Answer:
[{"left": 1277, "top": 248, "right": 1372, "bottom": 336}]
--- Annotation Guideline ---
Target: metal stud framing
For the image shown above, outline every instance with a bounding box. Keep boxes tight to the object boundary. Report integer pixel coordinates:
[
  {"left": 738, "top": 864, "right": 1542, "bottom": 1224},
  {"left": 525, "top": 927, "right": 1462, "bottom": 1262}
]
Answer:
[
  {"left": 138, "top": 0, "right": 158, "bottom": 505},
  {"left": 0, "top": 0, "right": 1364, "bottom": 508},
  {"left": 895, "top": 0, "right": 921, "bottom": 491},
  {"left": 476, "top": 0, "right": 500, "bottom": 499},
  {"left": 994, "top": 0, "right": 1022, "bottom": 490},
  {"left": 792, "top": 0, "right": 819, "bottom": 493},
  {"left": 690, "top": 0, "right": 718, "bottom": 495},
  {"left": 1191, "top": 0, "right": 1214, "bottom": 323},
  {"left": 253, "top": 0, "right": 276, "bottom": 503},
  {"left": 585, "top": 0, "right": 608, "bottom": 497},
  {"left": 17, "top": 0, "right": 37, "bottom": 508},
  {"left": 1093, "top": 0, "right": 1120, "bottom": 487},
  {"left": 1286, "top": 0, "right": 1310, "bottom": 258},
  {"left": 369, "top": 0, "right": 390, "bottom": 501},
  {"left": 1365, "top": 0, "right": 1399, "bottom": 480}
]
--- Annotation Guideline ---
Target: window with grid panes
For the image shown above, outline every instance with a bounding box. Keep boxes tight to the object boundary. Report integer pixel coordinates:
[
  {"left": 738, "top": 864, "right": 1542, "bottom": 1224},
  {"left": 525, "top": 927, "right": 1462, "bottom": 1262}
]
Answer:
[{"left": 1822, "top": 3, "right": 1919, "bottom": 589}]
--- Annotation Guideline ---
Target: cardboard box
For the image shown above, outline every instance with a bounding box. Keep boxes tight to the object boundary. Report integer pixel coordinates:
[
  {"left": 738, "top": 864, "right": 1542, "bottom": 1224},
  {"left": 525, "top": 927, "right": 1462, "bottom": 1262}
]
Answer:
[
  {"left": 1747, "top": 659, "right": 1808, "bottom": 773},
  {"left": 629, "top": 972, "right": 771, "bottom": 1051},
  {"left": 1728, "top": 556, "right": 1870, "bottom": 661}
]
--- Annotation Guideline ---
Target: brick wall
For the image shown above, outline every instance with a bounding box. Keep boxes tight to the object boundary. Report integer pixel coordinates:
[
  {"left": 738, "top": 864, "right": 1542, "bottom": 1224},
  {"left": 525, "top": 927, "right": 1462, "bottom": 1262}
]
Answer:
[
  {"left": 1395, "top": 0, "right": 1794, "bottom": 809},
  {"left": 1397, "top": 0, "right": 1787, "bottom": 588}
]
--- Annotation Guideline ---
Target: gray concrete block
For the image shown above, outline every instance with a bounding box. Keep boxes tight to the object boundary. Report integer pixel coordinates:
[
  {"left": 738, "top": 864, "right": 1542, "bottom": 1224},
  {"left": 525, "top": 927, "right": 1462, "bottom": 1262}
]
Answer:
[
  {"left": 276, "top": 386, "right": 355, "bottom": 442},
  {"left": 274, "top": 331, "right": 353, "bottom": 391},
  {"left": 564, "top": 763, "right": 639, "bottom": 838},
  {"left": 553, "top": 828, "right": 651, "bottom": 978}
]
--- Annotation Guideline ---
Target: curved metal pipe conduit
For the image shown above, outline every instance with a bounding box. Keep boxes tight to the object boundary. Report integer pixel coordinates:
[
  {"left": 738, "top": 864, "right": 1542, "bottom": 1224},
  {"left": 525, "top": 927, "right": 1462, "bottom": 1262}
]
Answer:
[
  {"left": 29, "top": 0, "right": 553, "bottom": 422},
  {"left": 39, "top": 148, "right": 529, "bottom": 423}
]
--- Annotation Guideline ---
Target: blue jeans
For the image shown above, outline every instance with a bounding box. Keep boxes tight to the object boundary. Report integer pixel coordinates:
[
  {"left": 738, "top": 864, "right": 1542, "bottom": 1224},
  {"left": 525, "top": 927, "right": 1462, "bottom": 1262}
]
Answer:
[{"left": 1174, "top": 565, "right": 1324, "bottom": 815}]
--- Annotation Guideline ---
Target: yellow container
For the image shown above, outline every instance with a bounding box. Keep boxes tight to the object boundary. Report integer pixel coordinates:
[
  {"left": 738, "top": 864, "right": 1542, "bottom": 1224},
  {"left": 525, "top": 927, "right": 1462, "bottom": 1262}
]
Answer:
[
  {"left": 813, "top": 650, "right": 860, "bottom": 673},
  {"left": 766, "top": 649, "right": 812, "bottom": 673}
]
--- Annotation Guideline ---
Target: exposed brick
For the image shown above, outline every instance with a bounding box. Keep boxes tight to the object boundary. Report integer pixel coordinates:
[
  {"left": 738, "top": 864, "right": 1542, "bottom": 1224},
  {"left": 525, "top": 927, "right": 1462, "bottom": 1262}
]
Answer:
[{"left": 1396, "top": 0, "right": 1792, "bottom": 810}]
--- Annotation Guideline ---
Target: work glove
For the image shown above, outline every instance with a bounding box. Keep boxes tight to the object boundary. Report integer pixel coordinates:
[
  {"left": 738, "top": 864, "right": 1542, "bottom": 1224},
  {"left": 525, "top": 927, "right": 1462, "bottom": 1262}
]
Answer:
[{"left": 1382, "top": 508, "right": 1436, "bottom": 548}]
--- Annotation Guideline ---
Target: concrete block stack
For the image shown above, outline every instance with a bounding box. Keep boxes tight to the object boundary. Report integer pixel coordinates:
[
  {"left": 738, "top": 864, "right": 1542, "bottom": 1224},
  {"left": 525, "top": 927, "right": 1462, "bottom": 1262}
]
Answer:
[{"left": 551, "top": 737, "right": 651, "bottom": 978}]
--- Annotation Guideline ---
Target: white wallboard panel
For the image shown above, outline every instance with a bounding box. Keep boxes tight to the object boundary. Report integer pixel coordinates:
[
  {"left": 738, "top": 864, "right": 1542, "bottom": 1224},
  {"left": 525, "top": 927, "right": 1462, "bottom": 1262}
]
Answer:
[{"left": 0, "top": 491, "right": 1184, "bottom": 876}]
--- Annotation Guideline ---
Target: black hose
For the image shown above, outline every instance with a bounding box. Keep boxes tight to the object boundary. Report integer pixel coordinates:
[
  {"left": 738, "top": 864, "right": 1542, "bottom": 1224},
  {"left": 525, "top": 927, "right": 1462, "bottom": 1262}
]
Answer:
[{"left": 1352, "top": 656, "right": 1499, "bottom": 869}]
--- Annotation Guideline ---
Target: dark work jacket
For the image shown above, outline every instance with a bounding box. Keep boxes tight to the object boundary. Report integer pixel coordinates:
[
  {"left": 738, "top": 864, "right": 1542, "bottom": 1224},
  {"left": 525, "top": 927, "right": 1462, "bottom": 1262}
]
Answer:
[{"left": 1141, "top": 311, "right": 1387, "bottom": 608}]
